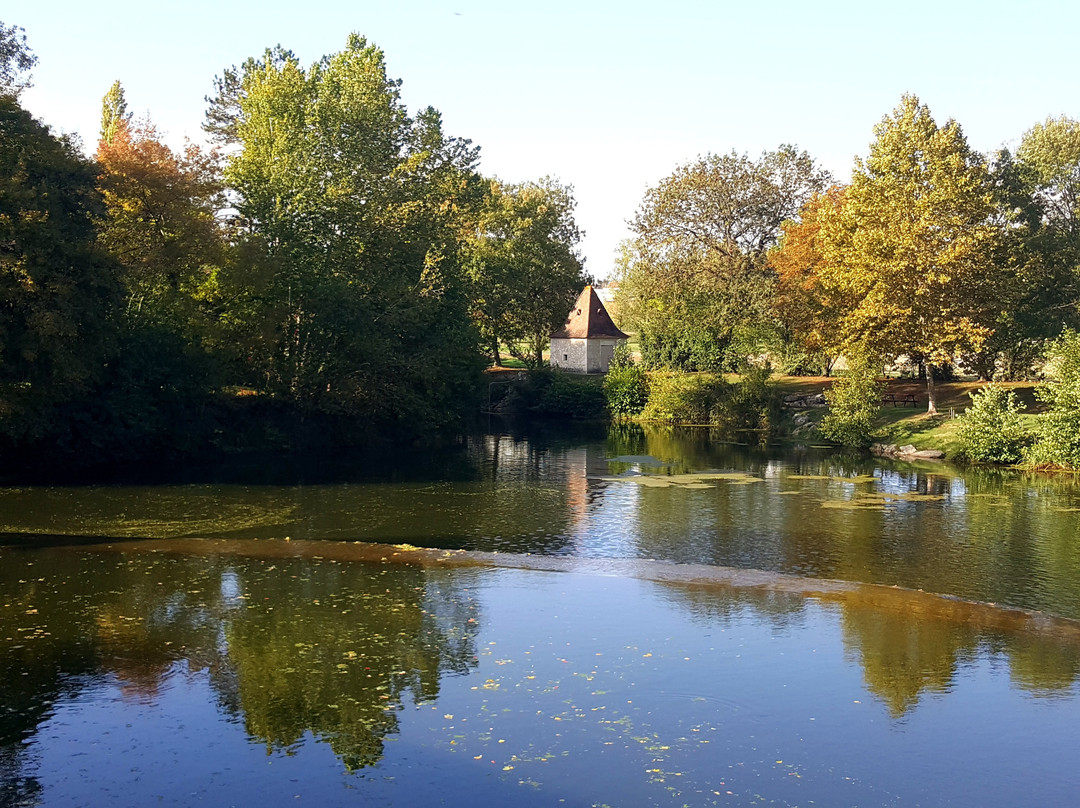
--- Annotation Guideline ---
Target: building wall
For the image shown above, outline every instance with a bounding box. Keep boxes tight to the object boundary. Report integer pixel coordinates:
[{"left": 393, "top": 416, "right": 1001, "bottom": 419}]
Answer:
[
  {"left": 550, "top": 338, "right": 625, "bottom": 373},
  {"left": 550, "top": 338, "right": 588, "bottom": 372}
]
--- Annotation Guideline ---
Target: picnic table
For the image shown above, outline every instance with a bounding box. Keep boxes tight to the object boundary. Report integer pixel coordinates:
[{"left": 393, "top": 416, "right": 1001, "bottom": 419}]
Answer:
[{"left": 882, "top": 393, "right": 918, "bottom": 407}]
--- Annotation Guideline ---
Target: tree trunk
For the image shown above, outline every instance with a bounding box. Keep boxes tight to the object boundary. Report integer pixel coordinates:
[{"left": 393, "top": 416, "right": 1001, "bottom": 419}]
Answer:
[
  {"left": 925, "top": 366, "right": 938, "bottom": 415},
  {"left": 491, "top": 338, "right": 502, "bottom": 367}
]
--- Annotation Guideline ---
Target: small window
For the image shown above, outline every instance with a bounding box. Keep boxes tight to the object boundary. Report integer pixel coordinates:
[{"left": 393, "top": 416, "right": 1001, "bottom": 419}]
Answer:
[{"left": 563, "top": 354, "right": 568, "bottom": 361}]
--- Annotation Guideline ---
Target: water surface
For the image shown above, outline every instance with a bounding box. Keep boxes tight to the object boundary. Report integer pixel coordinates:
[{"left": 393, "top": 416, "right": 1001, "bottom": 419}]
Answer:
[
  {"left": 2, "top": 547, "right": 1078, "bottom": 807},
  {"left": 3, "top": 424, "right": 1080, "bottom": 805}
]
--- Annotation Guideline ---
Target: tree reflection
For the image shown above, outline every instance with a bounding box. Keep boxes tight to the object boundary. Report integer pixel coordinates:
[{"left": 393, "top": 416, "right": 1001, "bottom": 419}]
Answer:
[
  {"left": 221, "top": 561, "right": 479, "bottom": 770},
  {"left": 0, "top": 549, "right": 481, "bottom": 780},
  {"left": 839, "top": 604, "right": 977, "bottom": 717}
]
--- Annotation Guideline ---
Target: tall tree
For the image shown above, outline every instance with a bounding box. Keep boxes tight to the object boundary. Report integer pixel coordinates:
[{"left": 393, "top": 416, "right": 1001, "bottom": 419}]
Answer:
[
  {"left": 769, "top": 185, "right": 849, "bottom": 375},
  {"left": 622, "top": 146, "right": 831, "bottom": 370},
  {"left": 95, "top": 111, "right": 225, "bottom": 335},
  {"left": 465, "top": 177, "right": 588, "bottom": 368},
  {"left": 208, "top": 35, "right": 484, "bottom": 432},
  {"left": 0, "top": 21, "right": 36, "bottom": 98},
  {"left": 0, "top": 95, "right": 120, "bottom": 440},
  {"left": 817, "top": 95, "right": 1002, "bottom": 413},
  {"left": 99, "top": 80, "right": 130, "bottom": 147}
]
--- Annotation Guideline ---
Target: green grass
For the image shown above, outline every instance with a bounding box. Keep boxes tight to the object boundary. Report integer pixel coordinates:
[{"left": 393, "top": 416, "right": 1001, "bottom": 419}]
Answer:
[{"left": 771, "top": 375, "right": 1043, "bottom": 457}]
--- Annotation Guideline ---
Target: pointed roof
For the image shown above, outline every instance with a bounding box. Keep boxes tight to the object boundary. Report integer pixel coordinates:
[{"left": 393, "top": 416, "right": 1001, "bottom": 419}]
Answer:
[{"left": 551, "top": 286, "right": 629, "bottom": 340}]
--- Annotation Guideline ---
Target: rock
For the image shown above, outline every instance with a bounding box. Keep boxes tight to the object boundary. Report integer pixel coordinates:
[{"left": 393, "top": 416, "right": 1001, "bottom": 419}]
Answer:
[
  {"left": 869, "top": 442, "right": 945, "bottom": 460},
  {"left": 807, "top": 393, "right": 827, "bottom": 406}
]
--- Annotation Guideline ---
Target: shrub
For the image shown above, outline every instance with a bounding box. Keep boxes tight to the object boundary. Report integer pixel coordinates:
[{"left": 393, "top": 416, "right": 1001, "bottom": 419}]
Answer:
[
  {"left": 604, "top": 364, "right": 650, "bottom": 417},
  {"left": 527, "top": 368, "right": 608, "bottom": 419},
  {"left": 1023, "top": 330, "right": 1080, "bottom": 469},
  {"left": 723, "top": 365, "right": 782, "bottom": 431},
  {"left": 640, "top": 373, "right": 731, "bottom": 424},
  {"left": 820, "top": 355, "right": 884, "bottom": 448},
  {"left": 607, "top": 342, "right": 636, "bottom": 372},
  {"left": 955, "top": 384, "right": 1030, "bottom": 464}
]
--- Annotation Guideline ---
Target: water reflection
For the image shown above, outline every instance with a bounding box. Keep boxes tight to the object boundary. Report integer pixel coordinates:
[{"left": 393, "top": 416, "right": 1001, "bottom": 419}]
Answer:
[
  {"left": 2, "top": 424, "right": 1080, "bottom": 622},
  {"left": 0, "top": 548, "right": 481, "bottom": 798},
  {"left": 2, "top": 545, "right": 1080, "bottom": 805}
]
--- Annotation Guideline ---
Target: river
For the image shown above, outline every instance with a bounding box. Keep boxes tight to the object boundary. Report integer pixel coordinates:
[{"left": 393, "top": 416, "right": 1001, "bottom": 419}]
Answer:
[{"left": 2, "top": 424, "right": 1079, "bottom": 806}]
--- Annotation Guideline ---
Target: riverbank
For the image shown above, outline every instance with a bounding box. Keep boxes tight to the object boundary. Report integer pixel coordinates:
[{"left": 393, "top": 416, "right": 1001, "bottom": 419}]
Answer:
[{"left": 776, "top": 376, "right": 1042, "bottom": 458}]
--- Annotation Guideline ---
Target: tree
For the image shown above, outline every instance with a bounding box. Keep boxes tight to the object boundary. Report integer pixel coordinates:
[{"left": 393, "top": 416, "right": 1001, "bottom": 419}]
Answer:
[
  {"left": 208, "top": 35, "right": 485, "bottom": 432},
  {"left": 0, "top": 95, "right": 120, "bottom": 441},
  {"left": 0, "top": 21, "right": 36, "bottom": 98},
  {"left": 91, "top": 97, "right": 232, "bottom": 451},
  {"left": 816, "top": 95, "right": 1002, "bottom": 413},
  {"left": 96, "top": 108, "right": 225, "bottom": 336},
  {"left": 99, "top": 80, "right": 131, "bottom": 147},
  {"left": 622, "top": 146, "right": 831, "bottom": 370},
  {"left": 465, "top": 177, "right": 589, "bottom": 368},
  {"left": 770, "top": 185, "right": 849, "bottom": 375},
  {"left": 962, "top": 122, "right": 1080, "bottom": 381}
]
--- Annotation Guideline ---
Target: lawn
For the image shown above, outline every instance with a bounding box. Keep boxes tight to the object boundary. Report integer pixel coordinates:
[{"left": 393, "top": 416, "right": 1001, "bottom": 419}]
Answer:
[{"left": 774, "top": 376, "right": 1043, "bottom": 456}]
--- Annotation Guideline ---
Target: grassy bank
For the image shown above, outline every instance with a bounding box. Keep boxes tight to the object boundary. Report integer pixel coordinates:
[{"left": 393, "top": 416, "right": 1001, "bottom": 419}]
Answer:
[{"left": 775, "top": 376, "right": 1043, "bottom": 457}]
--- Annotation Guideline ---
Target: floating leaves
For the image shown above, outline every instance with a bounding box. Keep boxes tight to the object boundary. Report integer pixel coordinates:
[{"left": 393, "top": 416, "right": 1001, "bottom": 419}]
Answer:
[{"left": 593, "top": 471, "right": 765, "bottom": 489}]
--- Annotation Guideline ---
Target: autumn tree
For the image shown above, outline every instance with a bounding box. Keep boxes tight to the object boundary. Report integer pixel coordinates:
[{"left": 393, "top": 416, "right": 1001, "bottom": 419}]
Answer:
[
  {"left": 622, "top": 146, "right": 831, "bottom": 371},
  {"left": 206, "top": 36, "right": 485, "bottom": 432},
  {"left": 96, "top": 105, "right": 225, "bottom": 336},
  {"left": 769, "top": 185, "right": 849, "bottom": 375},
  {"left": 816, "top": 95, "right": 1002, "bottom": 413},
  {"left": 465, "top": 177, "right": 588, "bottom": 368}
]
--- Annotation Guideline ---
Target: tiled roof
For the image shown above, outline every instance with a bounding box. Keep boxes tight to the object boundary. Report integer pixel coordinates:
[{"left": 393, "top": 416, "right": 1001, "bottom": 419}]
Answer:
[{"left": 550, "top": 286, "right": 629, "bottom": 340}]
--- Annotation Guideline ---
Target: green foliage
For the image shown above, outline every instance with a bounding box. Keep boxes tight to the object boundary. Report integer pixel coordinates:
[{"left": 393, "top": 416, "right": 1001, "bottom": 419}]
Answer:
[
  {"left": 524, "top": 369, "right": 608, "bottom": 419},
  {"left": 0, "top": 21, "right": 36, "bottom": 98},
  {"left": 1024, "top": 330, "right": 1080, "bottom": 468},
  {"left": 0, "top": 95, "right": 121, "bottom": 441},
  {"left": 208, "top": 35, "right": 486, "bottom": 433},
  {"left": 99, "top": 80, "right": 130, "bottom": 146},
  {"left": 607, "top": 342, "right": 635, "bottom": 371},
  {"left": 820, "top": 356, "right": 885, "bottom": 448},
  {"left": 954, "top": 384, "right": 1030, "bottom": 463},
  {"left": 465, "top": 178, "right": 589, "bottom": 368},
  {"left": 816, "top": 95, "right": 1002, "bottom": 412},
  {"left": 622, "top": 147, "right": 830, "bottom": 373},
  {"left": 727, "top": 365, "right": 782, "bottom": 432},
  {"left": 640, "top": 373, "right": 732, "bottom": 424},
  {"left": 603, "top": 364, "right": 649, "bottom": 417}
]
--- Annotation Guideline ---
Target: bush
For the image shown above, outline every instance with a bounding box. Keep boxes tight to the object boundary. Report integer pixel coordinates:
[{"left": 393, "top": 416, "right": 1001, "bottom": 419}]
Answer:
[
  {"left": 527, "top": 368, "right": 609, "bottom": 419},
  {"left": 1023, "top": 330, "right": 1080, "bottom": 469},
  {"left": 955, "top": 384, "right": 1030, "bottom": 464},
  {"left": 724, "top": 365, "right": 781, "bottom": 432},
  {"left": 820, "top": 355, "right": 884, "bottom": 448},
  {"left": 640, "top": 373, "right": 731, "bottom": 423},
  {"left": 604, "top": 364, "right": 650, "bottom": 417}
]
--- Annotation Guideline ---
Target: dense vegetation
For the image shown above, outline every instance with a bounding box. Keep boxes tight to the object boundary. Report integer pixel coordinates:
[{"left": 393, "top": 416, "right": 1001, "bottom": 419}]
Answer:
[
  {"left": 619, "top": 96, "right": 1080, "bottom": 418},
  {"left": 5, "top": 19, "right": 1080, "bottom": 470},
  {"left": 0, "top": 25, "right": 588, "bottom": 467}
]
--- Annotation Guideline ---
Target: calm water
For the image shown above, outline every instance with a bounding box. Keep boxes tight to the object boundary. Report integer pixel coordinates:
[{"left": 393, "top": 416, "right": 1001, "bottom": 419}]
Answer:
[{"left": 3, "top": 424, "right": 1080, "bottom": 805}]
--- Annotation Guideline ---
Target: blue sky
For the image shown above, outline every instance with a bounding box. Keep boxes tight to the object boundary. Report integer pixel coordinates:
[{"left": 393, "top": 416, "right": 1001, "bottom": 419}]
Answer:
[{"left": 13, "top": 0, "right": 1080, "bottom": 277}]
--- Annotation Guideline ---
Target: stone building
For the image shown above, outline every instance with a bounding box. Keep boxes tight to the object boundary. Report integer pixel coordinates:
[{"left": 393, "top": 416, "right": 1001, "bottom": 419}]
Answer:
[{"left": 549, "top": 285, "right": 629, "bottom": 373}]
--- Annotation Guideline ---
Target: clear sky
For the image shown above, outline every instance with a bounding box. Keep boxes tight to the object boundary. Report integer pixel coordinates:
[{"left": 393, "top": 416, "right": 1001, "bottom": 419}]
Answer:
[{"left": 12, "top": 0, "right": 1080, "bottom": 277}]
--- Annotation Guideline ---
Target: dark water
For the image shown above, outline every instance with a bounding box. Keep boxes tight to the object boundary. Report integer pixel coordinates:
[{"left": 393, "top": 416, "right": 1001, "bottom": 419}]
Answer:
[
  {"left": 3, "top": 424, "right": 1080, "bottom": 805},
  {"left": 4, "top": 424, "right": 1080, "bottom": 619}
]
